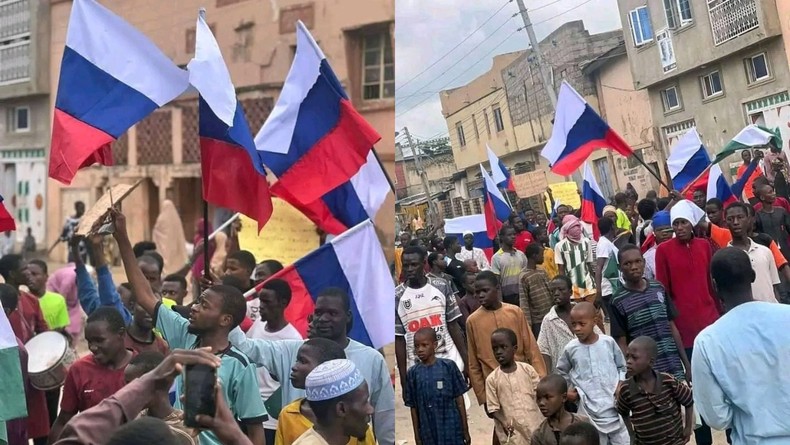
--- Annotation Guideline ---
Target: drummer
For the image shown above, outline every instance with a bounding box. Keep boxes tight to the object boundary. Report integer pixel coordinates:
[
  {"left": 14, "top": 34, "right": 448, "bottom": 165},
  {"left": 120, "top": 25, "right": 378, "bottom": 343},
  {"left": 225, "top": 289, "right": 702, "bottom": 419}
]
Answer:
[
  {"left": 48, "top": 307, "right": 134, "bottom": 443},
  {"left": 0, "top": 283, "right": 50, "bottom": 445}
]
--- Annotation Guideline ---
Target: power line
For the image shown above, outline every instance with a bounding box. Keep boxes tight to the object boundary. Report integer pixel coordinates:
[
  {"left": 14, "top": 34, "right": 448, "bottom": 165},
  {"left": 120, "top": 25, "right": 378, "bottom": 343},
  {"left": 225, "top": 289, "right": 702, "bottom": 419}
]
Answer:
[
  {"left": 395, "top": 0, "right": 513, "bottom": 93},
  {"left": 532, "top": 0, "right": 595, "bottom": 25}
]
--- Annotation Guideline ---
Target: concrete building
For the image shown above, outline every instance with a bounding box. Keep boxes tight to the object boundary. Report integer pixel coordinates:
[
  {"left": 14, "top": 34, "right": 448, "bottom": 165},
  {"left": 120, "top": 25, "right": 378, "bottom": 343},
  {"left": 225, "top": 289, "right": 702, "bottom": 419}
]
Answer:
[
  {"left": 47, "top": 0, "right": 395, "bottom": 261},
  {"left": 0, "top": 0, "right": 50, "bottom": 248},
  {"left": 617, "top": 0, "right": 790, "bottom": 180},
  {"left": 582, "top": 41, "right": 665, "bottom": 199}
]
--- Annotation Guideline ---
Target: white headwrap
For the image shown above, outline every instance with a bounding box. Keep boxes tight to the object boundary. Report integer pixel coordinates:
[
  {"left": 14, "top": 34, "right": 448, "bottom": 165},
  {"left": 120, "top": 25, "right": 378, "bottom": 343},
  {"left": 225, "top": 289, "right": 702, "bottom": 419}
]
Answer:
[{"left": 670, "top": 200, "right": 706, "bottom": 226}]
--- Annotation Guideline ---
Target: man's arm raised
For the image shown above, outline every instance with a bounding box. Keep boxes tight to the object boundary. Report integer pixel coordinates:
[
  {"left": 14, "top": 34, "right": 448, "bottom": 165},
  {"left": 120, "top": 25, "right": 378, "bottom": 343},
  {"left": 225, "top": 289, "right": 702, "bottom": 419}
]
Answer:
[{"left": 111, "top": 208, "right": 158, "bottom": 316}]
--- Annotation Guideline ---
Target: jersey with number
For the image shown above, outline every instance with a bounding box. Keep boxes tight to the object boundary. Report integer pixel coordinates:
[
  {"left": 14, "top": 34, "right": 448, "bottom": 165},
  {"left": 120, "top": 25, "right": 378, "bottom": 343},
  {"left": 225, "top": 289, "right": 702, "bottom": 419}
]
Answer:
[{"left": 395, "top": 277, "right": 463, "bottom": 370}]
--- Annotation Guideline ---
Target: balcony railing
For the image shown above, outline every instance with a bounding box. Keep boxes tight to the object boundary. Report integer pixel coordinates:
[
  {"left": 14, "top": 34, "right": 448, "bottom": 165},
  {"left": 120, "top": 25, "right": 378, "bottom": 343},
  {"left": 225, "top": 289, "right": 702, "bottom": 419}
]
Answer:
[
  {"left": 0, "top": 40, "right": 30, "bottom": 84},
  {"left": 708, "top": 0, "right": 759, "bottom": 46},
  {"left": 0, "top": 0, "right": 30, "bottom": 40}
]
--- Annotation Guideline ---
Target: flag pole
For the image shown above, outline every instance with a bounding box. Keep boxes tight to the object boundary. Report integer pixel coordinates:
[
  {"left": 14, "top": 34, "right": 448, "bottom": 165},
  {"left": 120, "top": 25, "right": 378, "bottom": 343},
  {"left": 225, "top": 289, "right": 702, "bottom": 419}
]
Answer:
[
  {"left": 203, "top": 200, "right": 209, "bottom": 279},
  {"left": 629, "top": 152, "right": 672, "bottom": 191},
  {"left": 679, "top": 163, "right": 715, "bottom": 196}
]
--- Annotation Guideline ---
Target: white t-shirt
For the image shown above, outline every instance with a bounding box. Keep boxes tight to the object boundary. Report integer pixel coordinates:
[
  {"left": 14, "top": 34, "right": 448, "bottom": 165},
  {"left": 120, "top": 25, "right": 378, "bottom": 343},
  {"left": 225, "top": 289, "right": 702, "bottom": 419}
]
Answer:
[
  {"left": 595, "top": 235, "right": 619, "bottom": 297},
  {"left": 395, "top": 277, "right": 464, "bottom": 371},
  {"left": 245, "top": 320, "right": 303, "bottom": 430}
]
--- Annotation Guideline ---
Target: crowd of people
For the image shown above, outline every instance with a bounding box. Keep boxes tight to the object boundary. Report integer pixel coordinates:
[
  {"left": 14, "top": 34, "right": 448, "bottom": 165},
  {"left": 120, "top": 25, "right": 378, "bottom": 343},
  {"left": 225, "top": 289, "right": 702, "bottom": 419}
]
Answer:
[
  {"left": 1, "top": 201, "right": 395, "bottom": 445},
  {"left": 394, "top": 155, "right": 790, "bottom": 445}
]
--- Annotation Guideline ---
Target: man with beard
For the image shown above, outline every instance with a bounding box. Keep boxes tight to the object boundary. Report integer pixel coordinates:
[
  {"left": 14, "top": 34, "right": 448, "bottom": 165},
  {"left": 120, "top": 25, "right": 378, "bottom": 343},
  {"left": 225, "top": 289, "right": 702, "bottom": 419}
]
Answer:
[{"left": 112, "top": 209, "right": 267, "bottom": 445}]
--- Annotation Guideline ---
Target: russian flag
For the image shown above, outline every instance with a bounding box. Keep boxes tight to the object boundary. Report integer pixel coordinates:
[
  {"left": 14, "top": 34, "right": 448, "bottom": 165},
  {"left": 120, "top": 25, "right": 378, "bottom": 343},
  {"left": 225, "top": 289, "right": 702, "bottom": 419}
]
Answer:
[
  {"left": 255, "top": 21, "right": 381, "bottom": 206},
  {"left": 188, "top": 10, "right": 273, "bottom": 230},
  {"left": 243, "top": 220, "right": 393, "bottom": 349},
  {"left": 273, "top": 150, "right": 390, "bottom": 235},
  {"left": 487, "top": 144, "right": 516, "bottom": 192},
  {"left": 49, "top": 0, "right": 189, "bottom": 185},
  {"left": 0, "top": 195, "right": 15, "bottom": 233},
  {"left": 445, "top": 214, "right": 494, "bottom": 261},
  {"left": 541, "top": 81, "right": 634, "bottom": 176},
  {"left": 706, "top": 164, "right": 736, "bottom": 206},
  {"left": 667, "top": 128, "right": 711, "bottom": 194},
  {"left": 481, "top": 165, "right": 511, "bottom": 239},
  {"left": 580, "top": 163, "right": 607, "bottom": 240}
]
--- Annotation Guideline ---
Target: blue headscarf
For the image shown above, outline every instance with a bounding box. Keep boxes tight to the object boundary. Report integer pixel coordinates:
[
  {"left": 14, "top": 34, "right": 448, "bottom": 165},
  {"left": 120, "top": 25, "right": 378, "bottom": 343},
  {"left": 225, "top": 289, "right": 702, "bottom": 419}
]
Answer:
[{"left": 652, "top": 210, "right": 671, "bottom": 228}]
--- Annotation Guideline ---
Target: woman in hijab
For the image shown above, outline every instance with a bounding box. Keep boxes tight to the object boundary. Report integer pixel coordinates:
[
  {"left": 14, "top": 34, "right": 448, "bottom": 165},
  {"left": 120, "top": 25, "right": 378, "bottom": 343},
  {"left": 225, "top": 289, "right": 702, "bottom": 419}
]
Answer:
[
  {"left": 152, "top": 200, "right": 188, "bottom": 276},
  {"left": 47, "top": 264, "right": 83, "bottom": 346}
]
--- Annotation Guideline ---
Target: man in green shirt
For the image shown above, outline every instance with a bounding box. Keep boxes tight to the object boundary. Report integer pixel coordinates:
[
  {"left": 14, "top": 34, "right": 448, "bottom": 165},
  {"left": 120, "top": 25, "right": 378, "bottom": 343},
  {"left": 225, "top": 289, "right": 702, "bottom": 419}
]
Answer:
[{"left": 24, "top": 259, "right": 70, "bottom": 332}]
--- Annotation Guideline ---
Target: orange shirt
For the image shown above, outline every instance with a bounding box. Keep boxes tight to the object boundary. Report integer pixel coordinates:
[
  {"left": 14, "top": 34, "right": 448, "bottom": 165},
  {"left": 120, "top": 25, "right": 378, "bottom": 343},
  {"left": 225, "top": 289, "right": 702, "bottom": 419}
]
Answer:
[{"left": 736, "top": 164, "right": 764, "bottom": 200}]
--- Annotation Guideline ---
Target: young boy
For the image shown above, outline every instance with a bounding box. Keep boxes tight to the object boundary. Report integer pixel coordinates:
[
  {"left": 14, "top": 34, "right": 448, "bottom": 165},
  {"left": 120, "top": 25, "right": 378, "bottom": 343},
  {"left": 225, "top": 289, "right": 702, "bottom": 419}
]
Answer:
[
  {"left": 519, "top": 243, "right": 554, "bottom": 338},
  {"left": 275, "top": 338, "right": 375, "bottom": 445},
  {"left": 560, "top": 422, "right": 601, "bottom": 445},
  {"left": 532, "top": 374, "right": 591, "bottom": 445},
  {"left": 556, "top": 302, "right": 629, "bottom": 445},
  {"left": 616, "top": 336, "right": 694, "bottom": 445},
  {"left": 404, "top": 327, "right": 470, "bottom": 445},
  {"left": 486, "top": 328, "right": 544, "bottom": 444}
]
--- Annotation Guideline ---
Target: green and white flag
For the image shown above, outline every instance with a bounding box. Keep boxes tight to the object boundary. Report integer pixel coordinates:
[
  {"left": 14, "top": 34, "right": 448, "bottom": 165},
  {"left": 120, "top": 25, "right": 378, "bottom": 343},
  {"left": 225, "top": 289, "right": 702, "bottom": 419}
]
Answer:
[
  {"left": 0, "top": 302, "right": 27, "bottom": 432},
  {"left": 713, "top": 124, "right": 783, "bottom": 163}
]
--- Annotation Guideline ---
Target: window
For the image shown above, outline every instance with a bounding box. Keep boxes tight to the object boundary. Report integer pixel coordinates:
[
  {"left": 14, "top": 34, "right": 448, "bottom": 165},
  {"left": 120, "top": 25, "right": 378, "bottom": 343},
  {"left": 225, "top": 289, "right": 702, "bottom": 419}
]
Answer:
[
  {"left": 483, "top": 109, "right": 491, "bottom": 135},
  {"left": 701, "top": 71, "right": 723, "bottom": 98},
  {"left": 362, "top": 31, "right": 394, "bottom": 100},
  {"left": 9, "top": 106, "right": 29, "bottom": 132},
  {"left": 471, "top": 114, "right": 479, "bottom": 140},
  {"left": 663, "top": 0, "right": 692, "bottom": 29},
  {"left": 493, "top": 106, "right": 505, "bottom": 132},
  {"left": 745, "top": 53, "right": 770, "bottom": 83},
  {"left": 456, "top": 122, "right": 466, "bottom": 147},
  {"left": 661, "top": 86, "right": 680, "bottom": 111},
  {"left": 0, "top": 0, "right": 32, "bottom": 85},
  {"left": 708, "top": 0, "right": 759, "bottom": 46},
  {"left": 628, "top": 6, "right": 654, "bottom": 46}
]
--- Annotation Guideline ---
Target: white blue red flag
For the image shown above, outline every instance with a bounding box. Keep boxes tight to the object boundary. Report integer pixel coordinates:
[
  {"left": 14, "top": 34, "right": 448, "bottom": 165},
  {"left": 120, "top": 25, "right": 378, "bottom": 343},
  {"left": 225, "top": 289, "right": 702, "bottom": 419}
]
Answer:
[
  {"left": 541, "top": 81, "right": 633, "bottom": 176},
  {"left": 0, "top": 302, "right": 27, "bottom": 424},
  {"left": 445, "top": 214, "right": 494, "bottom": 261},
  {"left": 706, "top": 164, "right": 736, "bottom": 206},
  {"left": 486, "top": 144, "right": 515, "bottom": 192},
  {"left": 481, "top": 165, "right": 511, "bottom": 239},
  {"left": 188, "top": 10, "right": 273, "bottom": 230},
  {"left": 255, "top": 21, "right": 380, "bottom": 206},
  {"left": 245, "top": 220, "right": 393, "bottom": 349},
  {"left": 580, "top": 163, "right": 607, "bottom": 240},
  {"left": 667, "top": 128, "right": 711, "bottom": 195},
  {"left": 50, "top": 0, "right": 189, "bottom": 184},
  {"left": 0, "top": 195, "right": 14, "bottom": 233}
]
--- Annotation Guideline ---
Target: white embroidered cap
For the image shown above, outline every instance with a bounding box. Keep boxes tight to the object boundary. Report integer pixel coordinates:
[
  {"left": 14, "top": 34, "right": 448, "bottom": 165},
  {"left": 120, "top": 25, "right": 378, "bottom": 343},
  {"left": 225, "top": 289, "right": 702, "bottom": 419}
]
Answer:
[{"left": 305, "top": 359, "right": 364, "bottom": 402}]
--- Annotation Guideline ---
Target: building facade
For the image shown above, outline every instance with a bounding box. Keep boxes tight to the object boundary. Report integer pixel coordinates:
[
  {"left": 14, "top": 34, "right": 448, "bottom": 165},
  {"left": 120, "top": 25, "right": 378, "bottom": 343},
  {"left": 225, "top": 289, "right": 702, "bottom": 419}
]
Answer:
[
  {"left": 46, "top": 0, "right": 395, "bottom": 261},
  {"left": 618, "top": 0, "right": 790, "bottom": 181},
  {"left": 0, "top": 0, "right": 50, "bottom": 247}
]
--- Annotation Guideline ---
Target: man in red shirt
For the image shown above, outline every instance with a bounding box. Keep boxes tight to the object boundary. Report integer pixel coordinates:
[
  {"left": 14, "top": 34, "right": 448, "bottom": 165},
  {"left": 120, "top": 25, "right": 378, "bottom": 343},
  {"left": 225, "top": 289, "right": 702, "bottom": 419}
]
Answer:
[
  {"left": 655, "top": 200, "right": 722, "bottom": 445},
  {"left": 509, "top": 213, "right": 534, "bottom": 254}
]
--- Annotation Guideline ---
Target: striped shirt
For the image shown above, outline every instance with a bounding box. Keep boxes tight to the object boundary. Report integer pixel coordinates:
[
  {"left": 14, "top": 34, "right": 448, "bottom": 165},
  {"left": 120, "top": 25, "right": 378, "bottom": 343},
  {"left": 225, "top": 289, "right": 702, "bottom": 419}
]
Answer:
[
  {"left": 616, "top": 371, "right": 693, "bottom": 445},
  {"left": 491, "top": 249, "right": 528, "bottom": 298},
  {"left": 609, "top": 279, "right": 685, "bottom": 381},
  {"left": 554, "top": 238, "right": 596, "bottom": 300},
  {"left": 518, "top": 268, "right": 554, "bottom": 326}
]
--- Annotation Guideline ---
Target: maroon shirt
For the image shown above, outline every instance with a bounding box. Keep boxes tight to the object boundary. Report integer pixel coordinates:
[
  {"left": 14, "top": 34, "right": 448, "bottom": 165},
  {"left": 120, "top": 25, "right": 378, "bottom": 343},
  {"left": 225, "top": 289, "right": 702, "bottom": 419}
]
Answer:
[
  {"left": 753, "top": 197, "right": 790, "bottom": 213},
  {"left": 123, "top": 332, "right": 169, "bottom": 355},
  {"left": 61, "top": 354, "right": 130, "bottom": 414}
]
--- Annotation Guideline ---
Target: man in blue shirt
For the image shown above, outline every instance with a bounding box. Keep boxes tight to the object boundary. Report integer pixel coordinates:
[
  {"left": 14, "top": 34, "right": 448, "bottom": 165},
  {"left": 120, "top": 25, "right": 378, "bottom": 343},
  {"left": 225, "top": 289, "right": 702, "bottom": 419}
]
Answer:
[
  {"left": 112, "top": 209, "right": 268, "bottom": 445},
  {"left": 693, "top": 247, "right": 790, "bottom": 444}
]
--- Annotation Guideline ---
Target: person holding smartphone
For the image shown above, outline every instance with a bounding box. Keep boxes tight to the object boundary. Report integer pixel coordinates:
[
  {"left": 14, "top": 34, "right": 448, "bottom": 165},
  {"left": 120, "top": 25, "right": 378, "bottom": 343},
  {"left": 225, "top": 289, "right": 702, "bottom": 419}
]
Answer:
[{"left": 112, "top": 208, "right": 268, "bottom": 445}]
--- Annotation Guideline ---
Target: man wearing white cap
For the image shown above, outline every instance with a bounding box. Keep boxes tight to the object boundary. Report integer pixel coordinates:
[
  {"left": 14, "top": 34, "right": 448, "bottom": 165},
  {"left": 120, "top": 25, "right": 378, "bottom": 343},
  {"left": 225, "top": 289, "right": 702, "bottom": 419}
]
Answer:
[
  {"left": 654, "top": 199, "right": 722, "bottom": 445},
  {"left": 456, "top": 231, "right": 490, "bottom": 271},
  {"left": 294, "top": 359, "right": 374, "bottom": 445}
]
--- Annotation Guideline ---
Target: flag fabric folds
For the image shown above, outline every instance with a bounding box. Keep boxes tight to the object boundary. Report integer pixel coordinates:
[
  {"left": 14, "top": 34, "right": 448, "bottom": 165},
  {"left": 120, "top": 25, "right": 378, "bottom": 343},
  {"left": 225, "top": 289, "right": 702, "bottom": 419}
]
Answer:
[
  {"left": 50, "top": 0, "right": 189, "bottom": 185},
  {"left": 255, "top": 21, "right": 380, "bottom": 206},
  {"left": 481, "top": 165, "right": 511, "bottom": 239},
  {"left": 188, "top": 10, "right": 273, "bottom": 231},
  {"left": 0, "top": 196, "right": 14, "bottom": 233},
  {"left": 580, "top": 163, "right": 607, "bottom": 240},
  {"left": 274, "top": 150, "right": 390, "bottom": 235},
  {"left": 0, "top": 305, "right": 27, "bottom": 426},
  {"left": 732, "top": 160, "right": 760, "bottom": 199},
  {"left": 706, "top": 164, "right": 737, "bottom": 206},
  {"left": 713, "top": 125, "right": 783, "bottom": 163},
  {"left": 541, "top": 81, "right": 634, "bottom": 176},
  {"left": 486, "top": 145, "right": 515, "bottom": 192},
  {"left": 667, "top": 128, "right": 711, "bottom": 193},
  {"left": 246, "top": 220, "right": 393, "bottom": 349},
  {"left": 445, "top": 214, "right": 494, "bottom": 261}
]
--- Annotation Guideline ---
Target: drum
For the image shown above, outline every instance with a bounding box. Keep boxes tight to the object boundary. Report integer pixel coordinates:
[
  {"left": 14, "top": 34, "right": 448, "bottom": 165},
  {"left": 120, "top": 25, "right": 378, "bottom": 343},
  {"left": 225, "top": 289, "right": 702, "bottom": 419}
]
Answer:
[{"left": 25, "top": 332, "right": 77, "bottom": 391}]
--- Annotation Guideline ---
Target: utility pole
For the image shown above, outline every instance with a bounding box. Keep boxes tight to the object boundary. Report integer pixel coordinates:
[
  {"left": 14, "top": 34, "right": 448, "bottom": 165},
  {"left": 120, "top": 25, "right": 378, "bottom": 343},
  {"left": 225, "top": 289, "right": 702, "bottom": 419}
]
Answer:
[
  {"left": 403, "top": 127, "right": 439, "bottom": 228},
  {"left": 515, "top": 0, "right": 557, "bottom": 111}
]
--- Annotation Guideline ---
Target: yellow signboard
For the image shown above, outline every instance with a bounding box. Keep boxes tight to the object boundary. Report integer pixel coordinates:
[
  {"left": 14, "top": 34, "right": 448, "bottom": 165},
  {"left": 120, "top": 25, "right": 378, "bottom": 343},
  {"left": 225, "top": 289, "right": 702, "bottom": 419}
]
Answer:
[
  {"left": 543, "top": 181, "right": 581, "bottom": 210},
  {"left": 238, "top": 199, "right": 319, "bottom": 266}
]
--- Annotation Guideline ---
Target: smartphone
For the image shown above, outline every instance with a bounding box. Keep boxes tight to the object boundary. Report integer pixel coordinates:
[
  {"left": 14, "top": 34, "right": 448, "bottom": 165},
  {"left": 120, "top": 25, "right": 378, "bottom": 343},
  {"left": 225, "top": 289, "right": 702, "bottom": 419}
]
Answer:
[{"left": 183, "top": 364, "right": 217, "bottom": 427}]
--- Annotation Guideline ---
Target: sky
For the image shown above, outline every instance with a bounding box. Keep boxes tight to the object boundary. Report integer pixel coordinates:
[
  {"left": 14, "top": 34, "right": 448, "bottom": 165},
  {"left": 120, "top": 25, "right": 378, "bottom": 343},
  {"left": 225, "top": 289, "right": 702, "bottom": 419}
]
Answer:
[{"left": 394, "top": 0, "right": 623, "bottom": 142}]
